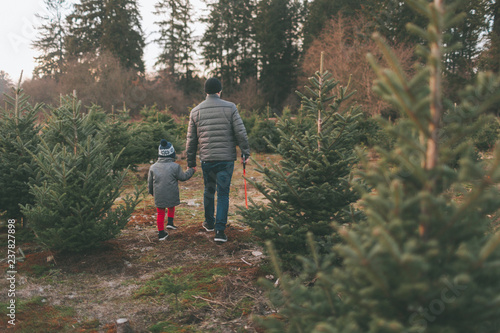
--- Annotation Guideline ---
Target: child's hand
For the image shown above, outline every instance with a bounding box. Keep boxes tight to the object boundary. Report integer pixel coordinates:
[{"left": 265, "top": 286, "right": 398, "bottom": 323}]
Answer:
[{"left": 190, "top": 167, "right": 196, "bottom": 172}]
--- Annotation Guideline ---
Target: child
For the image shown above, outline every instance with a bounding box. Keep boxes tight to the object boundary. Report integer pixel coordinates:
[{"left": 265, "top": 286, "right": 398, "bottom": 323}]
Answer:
[{"left": 148, "top": 139, "right": 195, "bottom": 240}]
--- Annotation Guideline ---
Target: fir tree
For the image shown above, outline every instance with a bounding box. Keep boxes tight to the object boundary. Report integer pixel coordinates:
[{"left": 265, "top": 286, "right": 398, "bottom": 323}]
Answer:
[
  {"left": 488, "top": 0, "right": 500, "bottom": 72},
  {"left": 86, "top": 103, "right": 142, "bottom": 171},
  {"left": 0, "top": 71, "right": 13, "bottom": 97},
  {"left": 241, "top": 56, "right": 362, "bottom": 271},
  {"left": 66, "top": 0, "right": 145, "bottom": 72},
  {"left": 21, "top": 95, "right": 142, "bottom": 252},
  {"left": 130, "top": 104, "right": 185, "bottom": 164},
  {"left": 0, "top": 77, "right": 42, "bottom": 221},
  {"left": 362, "top": 0, "right": 428, "bottom": 44},
  {"left": 255, "top": 0, "right": 303, "bottom": 109},
  {"left": 201, "top": 0, "right": 258, "bottom": 93},
  {"left": 302, "top": 0, "right": 362, "bottom": 52},
  {"left": 32, "top": 0, "right": 69, "bottom": 79},
  {"left": 257, "top": 0, "right": 500, "bottom": 332},
  {"left": 154, "top": 0, "right": 195, "bottom": 81}
]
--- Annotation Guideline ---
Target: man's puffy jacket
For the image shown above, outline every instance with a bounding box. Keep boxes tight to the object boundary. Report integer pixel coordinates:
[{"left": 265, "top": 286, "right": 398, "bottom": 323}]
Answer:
[{"left": 186, "top": 94, "right": 250, "bottom": 167}]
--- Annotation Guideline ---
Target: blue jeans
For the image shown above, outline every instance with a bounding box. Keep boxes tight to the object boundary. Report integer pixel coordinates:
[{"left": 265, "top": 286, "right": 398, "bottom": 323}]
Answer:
[{"left": 202, "top": 161, "right": 234, "bottom": 231}]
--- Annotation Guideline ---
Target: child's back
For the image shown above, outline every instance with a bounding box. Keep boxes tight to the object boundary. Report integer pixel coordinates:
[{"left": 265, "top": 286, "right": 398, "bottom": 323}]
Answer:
[{"left": 148, "top": 140, "right": 195, "bottom": 240}]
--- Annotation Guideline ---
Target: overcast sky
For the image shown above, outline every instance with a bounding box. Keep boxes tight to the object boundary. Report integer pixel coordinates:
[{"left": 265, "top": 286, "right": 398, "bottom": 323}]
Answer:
[{"left": 0, "top": 0, "right": 207, "bottom": 82}]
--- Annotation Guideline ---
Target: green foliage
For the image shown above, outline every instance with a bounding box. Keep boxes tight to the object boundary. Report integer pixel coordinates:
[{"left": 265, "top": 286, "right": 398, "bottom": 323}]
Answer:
[
  {"left": 441, "top": 0, "right": 490, "bottom": 98},
  {"left": 255, "top": 0, "right": 303, "bottom": 108},
  {"left": 302, "top": 0, "right": 363, "bottom": 51},
  {"left": 63, "top": 103, "right": 181, "bottom": 171},
  {"left": 248, "top": 119, "right": 281, "bottom": 153},
  {"left": 362, "top": 0, "right": 427, "bottom": 44},
  {"left": 473, "top": 115, "right": 500, "bottom": 152},
  {"left": 201, "top": 0, "right": 258, "bottom": 94},
  {"left": 439, "top": 72, "right": 500, "bottom": 167},
  {"left": 364, "top": 0, "right": 490, "bottom": 99},
  {"left": 257, "top": 1, "right": 500, "bottom": 332},
  {"left": 356, "top": 113, "right": 394, "bottom": 150},
  {"left": 0, "top": 70, "right": 12, "bottom": 96},
  {"left": 0, "top": 297, "right": 77, "bottom": 332},
  {"left": 0, "top": 83, "right": 42, "bottom": 220},
  {"left": 21, "top": 96, "right": 142, "bottom": 253},
  {"left": 242, "top": 107, "right": 282, "bottom": 153},
  {"left": 32, "top": 0, "right": 68, "bottom": 79},
  {"left": 130, "top": 104, "right": 186, "bottom": 164},
  {"left": 154, "top": 0, "right": 195, "bottom": 82},
  {"left": 241, "top": 67, "right": 362, "bottom": 272},
  {"left": 240, "top": 111, "right": 257, "bottom": 138},
  {"left": 135, "top": 262, "right": 230, "bottom": 322},
  {"left": 158, "top": 267, "right": 188, "bottom": 311},
  {"left": 96, "top": 105, "right": 140, "bottom": 171},
  {"left": 66, "top": 0, "right": 145, "bottom": 72},
  {"left": 149, "top": 321, "right": 196, "bottom": 333},
  {"left": 139, "top": 103, "right": 175, "bottom": 123},
  {"left": 255, "top": 238, "right": 342, "bottom": 332},
  {"left": 479, "top": 0, "right": 500, "bottom": 72}
]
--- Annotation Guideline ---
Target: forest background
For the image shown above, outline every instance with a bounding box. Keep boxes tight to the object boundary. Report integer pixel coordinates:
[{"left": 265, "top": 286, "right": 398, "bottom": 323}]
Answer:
[{"left": 0, "top": 0, "right": 498, "bottom": 119}]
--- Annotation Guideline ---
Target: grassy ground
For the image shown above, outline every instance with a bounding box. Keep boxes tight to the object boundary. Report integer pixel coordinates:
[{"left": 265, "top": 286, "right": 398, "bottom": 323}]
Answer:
[{"left": 0, "top": 153, "right": 281, "bottom": 332}]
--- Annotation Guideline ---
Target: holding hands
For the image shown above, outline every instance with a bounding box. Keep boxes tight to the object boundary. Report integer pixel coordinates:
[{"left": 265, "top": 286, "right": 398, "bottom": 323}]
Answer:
[{"left": 241, "top": 154, "right": 250, "bottom": 165}]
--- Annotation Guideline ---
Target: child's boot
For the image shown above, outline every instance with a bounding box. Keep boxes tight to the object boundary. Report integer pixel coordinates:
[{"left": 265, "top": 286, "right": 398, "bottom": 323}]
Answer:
[
  {"left": 158, "top": 230, "right": 168, "bottom": 240},
  {"left": 166, "top": 217, "right": 177, "bottom": 230}
]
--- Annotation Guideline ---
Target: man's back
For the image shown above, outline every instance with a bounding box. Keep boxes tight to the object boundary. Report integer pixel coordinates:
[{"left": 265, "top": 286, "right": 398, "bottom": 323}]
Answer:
[{"left": 186, "top": 94, "right": 249, "bottom": 167}]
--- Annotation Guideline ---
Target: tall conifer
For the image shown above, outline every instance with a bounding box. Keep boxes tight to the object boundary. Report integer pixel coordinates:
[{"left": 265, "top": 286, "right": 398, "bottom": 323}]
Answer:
[
  {"left": 154, "top": 0, "right": 195, "bottom": 80},
  {"left": 201, "top": 0, "right": 257, "bottom": 93},
  {"left": 66, "top": 0, "right": 145, "bottom": 72},
  {"left": 32, "top": 0, "right": 69, "bottom": 79},
  {"left": 255, "top": 0, "right": 303, "bottom": 109}
]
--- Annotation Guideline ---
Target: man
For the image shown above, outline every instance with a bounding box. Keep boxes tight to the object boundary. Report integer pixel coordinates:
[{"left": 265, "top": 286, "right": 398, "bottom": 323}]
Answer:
[{"left": 186, "top": 78, "right": 250, "bottom": 243}]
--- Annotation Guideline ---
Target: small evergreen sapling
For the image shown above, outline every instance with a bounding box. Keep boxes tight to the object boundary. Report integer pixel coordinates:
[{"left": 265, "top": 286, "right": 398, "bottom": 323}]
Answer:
[
  {"left": 21, "top": 95, "right": 142, "bottom": 252},
  {"left": 130, "top": 104, "right": 184, "bottom": 164},
  {"left": 159, "top": 267, "right": 187, "bottom": 312},
  {"left": 240, "top": 59, "right": 362, "bottom": 271}
]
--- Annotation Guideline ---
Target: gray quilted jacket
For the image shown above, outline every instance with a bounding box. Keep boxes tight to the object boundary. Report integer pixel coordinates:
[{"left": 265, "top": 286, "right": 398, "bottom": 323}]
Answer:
[
  {"left": 148, "top": 157, "right": 195, "bottom": 208},
  {"left": 186, "top": 95, "right": 250, "bottom": 168}
]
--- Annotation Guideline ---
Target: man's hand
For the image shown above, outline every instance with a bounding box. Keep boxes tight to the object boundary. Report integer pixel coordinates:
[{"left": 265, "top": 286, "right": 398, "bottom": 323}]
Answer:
[{"left": 241, "top": 154, "right": 249, "bottom": 165}]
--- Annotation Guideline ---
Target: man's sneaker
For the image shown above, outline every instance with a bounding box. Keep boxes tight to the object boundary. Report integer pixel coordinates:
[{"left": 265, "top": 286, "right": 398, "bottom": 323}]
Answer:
[
  {"left": 214, "top": 230, "right": 227, "bottom": 243},
  {"left": 166, "top": 223, "right": 177, "bottom": 230},
  {"left": 158, "top": 230, "right": 168, "bottom": 240},
  {"left": 202, "top": 221, "right": 214, "bottom": 232}
]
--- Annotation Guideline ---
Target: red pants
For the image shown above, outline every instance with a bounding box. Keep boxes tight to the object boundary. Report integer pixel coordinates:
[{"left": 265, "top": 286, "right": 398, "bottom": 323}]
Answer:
[{"left": 156, "top": 207, "right": 175, "bottom": 231}]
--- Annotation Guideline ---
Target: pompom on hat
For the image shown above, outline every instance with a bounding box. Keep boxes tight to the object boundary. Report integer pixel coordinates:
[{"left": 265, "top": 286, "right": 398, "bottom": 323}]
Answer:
[
  {"left": 204, "top": 77, "right": 222, "bottom": 94},
  {"left": 158, "top": 139, "right": 175, "bottom": 158}
]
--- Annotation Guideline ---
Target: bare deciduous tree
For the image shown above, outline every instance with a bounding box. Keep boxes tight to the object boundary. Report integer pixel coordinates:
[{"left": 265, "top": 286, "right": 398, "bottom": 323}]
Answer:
[{"left": 300, "top": 15, "right": 414, "bottom": 116}]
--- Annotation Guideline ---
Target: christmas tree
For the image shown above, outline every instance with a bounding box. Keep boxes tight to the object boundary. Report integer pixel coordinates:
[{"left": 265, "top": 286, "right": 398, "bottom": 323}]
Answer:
[
  {"left": 130, "top": 104, "right": 185, "bottom": 165},
  {"left": 0, "top": 77, "right": 42, "bottom": 221},
  {"left": 21, "top": 95, "right": 142, "bottom": 252},
  {"left": 257, "top": 0, "right": 500, "bottom": 332},
  {"left": 241, "top": 55, "right": 363, "bottom": 271}
]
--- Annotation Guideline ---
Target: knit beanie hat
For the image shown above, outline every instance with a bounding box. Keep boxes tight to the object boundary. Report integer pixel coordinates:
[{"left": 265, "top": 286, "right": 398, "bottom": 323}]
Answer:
[
  {"left": 204, "top": 77, "right": 222, "bottom": 94},
  {"left": 158, "top": 139, "right": 175, "bottom": 158}
]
